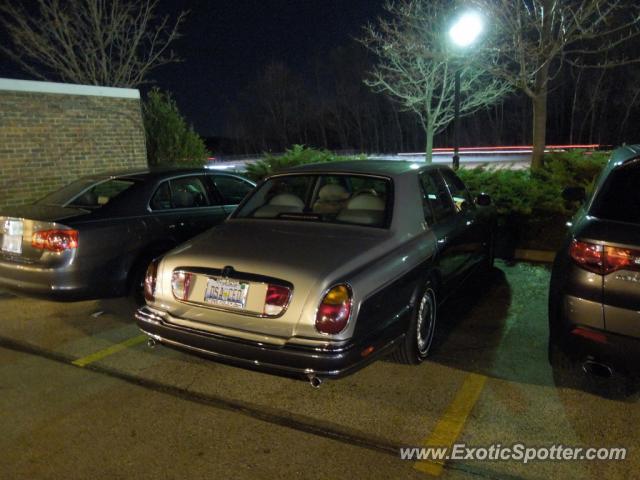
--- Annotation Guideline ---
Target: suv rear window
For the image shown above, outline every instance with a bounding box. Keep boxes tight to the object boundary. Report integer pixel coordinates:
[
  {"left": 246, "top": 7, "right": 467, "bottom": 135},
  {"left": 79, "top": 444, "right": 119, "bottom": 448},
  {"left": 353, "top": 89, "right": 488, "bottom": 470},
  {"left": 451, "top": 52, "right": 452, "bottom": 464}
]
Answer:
[{"left": 591, "top": 161, "right": 640, "bottom": 224}]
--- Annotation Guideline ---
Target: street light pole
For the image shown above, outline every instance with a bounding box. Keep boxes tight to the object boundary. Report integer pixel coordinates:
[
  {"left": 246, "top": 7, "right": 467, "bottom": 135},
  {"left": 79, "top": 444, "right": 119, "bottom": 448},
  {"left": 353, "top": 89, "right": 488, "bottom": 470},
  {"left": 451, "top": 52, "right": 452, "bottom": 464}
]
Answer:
[
  {"left": 448, "top": 10, "right": 484, "bottom": 171},
  {"left": 453, "top": 69, "right": 461, "bottom": 170}
]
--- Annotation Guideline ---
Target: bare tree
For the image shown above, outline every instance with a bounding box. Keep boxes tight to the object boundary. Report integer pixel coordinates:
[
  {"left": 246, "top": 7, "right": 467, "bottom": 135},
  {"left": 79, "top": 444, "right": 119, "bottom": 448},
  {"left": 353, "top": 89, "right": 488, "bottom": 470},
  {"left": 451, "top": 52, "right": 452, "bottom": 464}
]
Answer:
[
  {"left": 0, "top": 0, "right": 186, "bottom": 87},
  {"left": 361, "top": 0, "right": 511, "bottom": 163},
  {"left": 475, "top": 0, "right": 640, "bottom": 168}
]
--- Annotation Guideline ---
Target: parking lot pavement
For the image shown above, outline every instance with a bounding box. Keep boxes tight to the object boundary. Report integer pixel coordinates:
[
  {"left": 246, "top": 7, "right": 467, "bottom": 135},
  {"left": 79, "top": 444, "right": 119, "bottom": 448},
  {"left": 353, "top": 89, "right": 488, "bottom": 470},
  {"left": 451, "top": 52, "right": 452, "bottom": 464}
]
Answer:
[{"left": 0, "top": 260, "right": 638, "bottom": 479}]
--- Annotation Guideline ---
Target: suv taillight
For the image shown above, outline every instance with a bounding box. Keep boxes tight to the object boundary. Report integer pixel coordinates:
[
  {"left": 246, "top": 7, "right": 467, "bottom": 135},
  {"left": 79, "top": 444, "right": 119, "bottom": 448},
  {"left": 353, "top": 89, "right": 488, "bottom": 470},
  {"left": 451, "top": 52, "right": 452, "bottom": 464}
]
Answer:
[
  {"left": 144, "top": 260, "right": 159, "bottom": 302},
  {"left": 32, "top": 229, "right": 78, "bottom": 252},
  {"left": 315, "top": 284, "right": 352, "bottom": 334},
  {"left": 264, "top": 284, "right": 291, "bottom": 316},
  {"left": 570, "top": 239, "right": 640, "bottom": 274},
  {"left": 171, "top": 271, "right": 194, "bottom": 301}
]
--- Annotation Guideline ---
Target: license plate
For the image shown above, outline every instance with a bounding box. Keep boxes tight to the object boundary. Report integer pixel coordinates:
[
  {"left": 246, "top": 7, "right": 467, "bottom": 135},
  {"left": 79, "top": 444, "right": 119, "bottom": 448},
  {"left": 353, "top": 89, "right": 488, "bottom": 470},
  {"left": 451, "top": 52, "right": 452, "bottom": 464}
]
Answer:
[
  {"left": 2, "top": 219, "right": 23, "bottom": 254},
  {"left": 204, "top": 278, "right": 249, "bottom": 309}
]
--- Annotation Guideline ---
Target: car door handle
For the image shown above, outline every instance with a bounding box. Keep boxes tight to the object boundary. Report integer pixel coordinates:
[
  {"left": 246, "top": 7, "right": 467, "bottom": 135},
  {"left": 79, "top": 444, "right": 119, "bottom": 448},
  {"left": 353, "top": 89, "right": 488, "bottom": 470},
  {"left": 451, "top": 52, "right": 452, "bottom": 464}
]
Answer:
[{"left": 437, "top": 236, "right": 448, "bottom": 245}]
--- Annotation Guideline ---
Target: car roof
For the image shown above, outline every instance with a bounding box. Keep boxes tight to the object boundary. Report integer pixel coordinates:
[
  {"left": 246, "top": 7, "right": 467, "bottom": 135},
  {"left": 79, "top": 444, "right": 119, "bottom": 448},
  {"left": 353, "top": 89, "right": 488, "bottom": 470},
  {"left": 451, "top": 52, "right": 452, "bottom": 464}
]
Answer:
[
  {"left": 79, "top": 167, "right": 244, "bottom": 182},
  {"left": 279, "top": 160, "right": 447, "bottom": 178},
  {"left": 609, "top": 145, "right": 640, "bottom": 165},
  {"left": 598, "top": 145, "right": 640, "bottom": 178}
]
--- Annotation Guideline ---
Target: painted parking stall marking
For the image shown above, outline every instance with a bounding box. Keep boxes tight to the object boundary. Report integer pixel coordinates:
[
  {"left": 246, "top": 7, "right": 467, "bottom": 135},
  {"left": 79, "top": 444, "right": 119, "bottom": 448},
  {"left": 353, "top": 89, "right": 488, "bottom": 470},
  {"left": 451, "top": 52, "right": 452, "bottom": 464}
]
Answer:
[
  {"left": 72, "top": 334, "right": 148, "bottom": 367},
  {"left": 415, "top": 373, "right": 488, "bottom": 476}
]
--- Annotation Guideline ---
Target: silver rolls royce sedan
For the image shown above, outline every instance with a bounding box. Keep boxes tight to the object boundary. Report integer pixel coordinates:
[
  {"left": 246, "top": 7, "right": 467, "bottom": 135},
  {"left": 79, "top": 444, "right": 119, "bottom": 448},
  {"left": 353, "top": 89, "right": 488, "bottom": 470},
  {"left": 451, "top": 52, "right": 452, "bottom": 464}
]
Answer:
[{"left": 136, "top": 161, "right": 495, "bottom": 384}]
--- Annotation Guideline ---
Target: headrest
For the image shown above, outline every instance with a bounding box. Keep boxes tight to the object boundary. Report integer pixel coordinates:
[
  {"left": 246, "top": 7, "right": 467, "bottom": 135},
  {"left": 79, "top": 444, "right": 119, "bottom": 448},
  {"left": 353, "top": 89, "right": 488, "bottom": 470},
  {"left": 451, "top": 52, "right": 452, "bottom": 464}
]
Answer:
[
  {"left": 345, "top": 194, "right": 385, "bottom": 211},
  {"left": 76, "top": 191, "right": 97, "bottom": 206},
  {"left": 318, "top": 184, "right": 349, "bottom": 201},
  {"left": 268, "top": 193, "right": 304, "bottom": 208},
  {"left": 173, "top": 190, "right": 195, "bottom": 208}
]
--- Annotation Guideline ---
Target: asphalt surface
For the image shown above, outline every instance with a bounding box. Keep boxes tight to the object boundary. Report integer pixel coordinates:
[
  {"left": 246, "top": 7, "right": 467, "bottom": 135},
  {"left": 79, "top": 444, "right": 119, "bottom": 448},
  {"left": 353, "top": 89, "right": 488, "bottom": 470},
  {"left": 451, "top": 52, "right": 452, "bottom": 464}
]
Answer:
[{"left": 1, "top": 261, "right": 638, "bottom": 480}]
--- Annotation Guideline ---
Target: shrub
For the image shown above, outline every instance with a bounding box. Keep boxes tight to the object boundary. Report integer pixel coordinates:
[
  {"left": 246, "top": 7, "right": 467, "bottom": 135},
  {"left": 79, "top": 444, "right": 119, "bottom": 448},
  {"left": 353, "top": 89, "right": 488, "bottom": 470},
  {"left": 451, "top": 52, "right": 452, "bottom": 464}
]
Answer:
[
  {"left": 458, "top": 150, "right": 610, "bottom": 251},
  {"left": 458, "top": 150, "right": 610, "bottom": 219},
  {"left": 143, "top": 89, "right": 209, "bottom": 167},
  {"left": 244, "top": 145, "right": 365, "bottom": 181}
]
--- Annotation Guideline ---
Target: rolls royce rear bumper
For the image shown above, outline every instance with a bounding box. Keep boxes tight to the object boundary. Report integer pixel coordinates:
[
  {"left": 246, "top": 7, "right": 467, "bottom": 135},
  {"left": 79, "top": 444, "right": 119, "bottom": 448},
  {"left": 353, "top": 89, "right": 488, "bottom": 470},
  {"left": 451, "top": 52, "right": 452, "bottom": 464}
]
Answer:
[{"left": 135, "top": 306, "right": 404, "bottom": 379}]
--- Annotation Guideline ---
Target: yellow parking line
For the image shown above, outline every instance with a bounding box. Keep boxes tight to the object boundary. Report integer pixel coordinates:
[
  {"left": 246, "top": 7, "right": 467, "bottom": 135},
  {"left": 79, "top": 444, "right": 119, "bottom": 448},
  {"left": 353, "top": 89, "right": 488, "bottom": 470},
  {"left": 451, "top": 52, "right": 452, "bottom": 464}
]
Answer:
[
  {"left": 72, "top": 334, "right": 148, "bottom": 367},
  {"left": 415, "top": 373, "right": 488, "bottom": 476}
]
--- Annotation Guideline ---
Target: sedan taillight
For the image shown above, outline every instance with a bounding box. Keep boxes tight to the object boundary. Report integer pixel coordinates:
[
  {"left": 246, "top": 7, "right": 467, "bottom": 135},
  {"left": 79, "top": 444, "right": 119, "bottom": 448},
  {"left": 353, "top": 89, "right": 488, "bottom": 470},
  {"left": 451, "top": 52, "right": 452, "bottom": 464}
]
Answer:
[
  {"left": 570, "top": 239, "right": 640, "bottom": 275},
  {"left": 144, "top": 260, "right": 159, "bottom": 303},
  {"left": 171, "top": 271, "right": 195, "bottom": 301},
  {"left": 264, "top": 284, "right": 291, "bottom": 316},
  {"left": 315, "top": 284, "right": 352, "bottom": 335},
  {"left": 32, "top": 229, "right": 78, "bottom": 252}
]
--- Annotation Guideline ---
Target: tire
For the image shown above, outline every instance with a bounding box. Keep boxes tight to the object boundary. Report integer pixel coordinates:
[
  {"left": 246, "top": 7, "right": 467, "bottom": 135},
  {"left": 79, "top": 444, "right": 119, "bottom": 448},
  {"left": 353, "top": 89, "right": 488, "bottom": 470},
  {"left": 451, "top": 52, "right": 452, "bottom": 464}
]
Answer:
[{"left": 393, "top": 281, "right": 437, "bottom": 364}]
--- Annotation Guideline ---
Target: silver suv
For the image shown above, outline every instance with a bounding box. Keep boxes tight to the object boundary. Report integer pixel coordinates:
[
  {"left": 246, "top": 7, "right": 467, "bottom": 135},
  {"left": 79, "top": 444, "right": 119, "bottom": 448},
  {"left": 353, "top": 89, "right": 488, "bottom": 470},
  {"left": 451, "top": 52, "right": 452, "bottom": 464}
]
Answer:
[{"left": 549, "top": 145, "right": 640, "bottom": 381}]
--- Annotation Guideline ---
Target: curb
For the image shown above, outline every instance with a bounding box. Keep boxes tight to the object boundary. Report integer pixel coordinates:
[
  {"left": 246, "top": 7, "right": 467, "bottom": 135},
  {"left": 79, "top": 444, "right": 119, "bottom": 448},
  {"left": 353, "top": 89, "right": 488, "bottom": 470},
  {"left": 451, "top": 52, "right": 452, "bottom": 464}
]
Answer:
[{"left": 513, "top": 249, "right": 556, "bottom": 263}]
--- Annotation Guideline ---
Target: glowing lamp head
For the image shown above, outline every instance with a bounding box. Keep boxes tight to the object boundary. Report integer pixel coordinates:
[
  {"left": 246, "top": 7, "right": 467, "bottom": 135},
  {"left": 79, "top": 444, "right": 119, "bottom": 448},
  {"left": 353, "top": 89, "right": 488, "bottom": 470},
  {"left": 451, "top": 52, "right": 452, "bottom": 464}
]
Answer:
[{"left": 449, "top": 11, "right": 484, "bottom": 48}]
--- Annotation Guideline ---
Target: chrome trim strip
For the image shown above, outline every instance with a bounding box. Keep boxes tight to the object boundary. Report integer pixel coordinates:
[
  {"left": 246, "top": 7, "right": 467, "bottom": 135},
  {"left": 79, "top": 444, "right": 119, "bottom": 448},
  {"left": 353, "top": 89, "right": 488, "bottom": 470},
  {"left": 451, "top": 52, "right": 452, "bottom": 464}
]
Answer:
[
  {"left": 138, "top": 326, "right": 404, "bottom": 378},
  {"left": 175, "top": 266, "right": 293, "bottom": 288},
  {"left": 138, "top": 327, "right": 327, "bottom": 375},
  {"left": 135, "top": 306, "right": 352, "bottom": 353}
]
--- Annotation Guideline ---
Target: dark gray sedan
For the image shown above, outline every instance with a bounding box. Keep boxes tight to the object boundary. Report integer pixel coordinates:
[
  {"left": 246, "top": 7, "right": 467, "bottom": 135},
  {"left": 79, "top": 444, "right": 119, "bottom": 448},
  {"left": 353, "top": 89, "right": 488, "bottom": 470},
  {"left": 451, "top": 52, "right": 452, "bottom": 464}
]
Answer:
[
  {"left": 0, "top": 168, "right": 255, "bottom": 301},
  {"left": 136, "top": 161, "right": 495, "bottom": 384}
]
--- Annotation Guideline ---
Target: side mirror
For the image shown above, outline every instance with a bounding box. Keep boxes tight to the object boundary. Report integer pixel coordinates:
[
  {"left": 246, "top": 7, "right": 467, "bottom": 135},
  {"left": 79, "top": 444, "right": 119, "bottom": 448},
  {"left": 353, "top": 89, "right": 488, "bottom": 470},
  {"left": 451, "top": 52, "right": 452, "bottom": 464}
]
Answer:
[
  {"left": 475, "top": 193, "right": 492, "bottom": 207},
  {"left": 562, "top": 187, "right": 586, "bottom": 202}
]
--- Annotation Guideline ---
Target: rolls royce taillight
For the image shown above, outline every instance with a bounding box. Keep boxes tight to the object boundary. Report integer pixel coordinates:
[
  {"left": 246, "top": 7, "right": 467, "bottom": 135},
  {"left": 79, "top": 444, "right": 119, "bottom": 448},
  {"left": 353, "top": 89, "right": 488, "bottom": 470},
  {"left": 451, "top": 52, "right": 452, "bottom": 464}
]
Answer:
[
  {"left": 171, "top": 271, "right": 195, "bottom": 301},
  {"left": 315, "top": 284, "right": 352, "bottom": 335},
  {"left": 264, "top": 284, "right": 291, "bottom": 316},
  {"left": 570, "top": 239, "right": 640, "bottom": 274},
  {"left": 32, "top": 229, "right": 78, "bottom": 252},
  {"left": 144, "top": 260, "right": 159, "bottom": 303}
]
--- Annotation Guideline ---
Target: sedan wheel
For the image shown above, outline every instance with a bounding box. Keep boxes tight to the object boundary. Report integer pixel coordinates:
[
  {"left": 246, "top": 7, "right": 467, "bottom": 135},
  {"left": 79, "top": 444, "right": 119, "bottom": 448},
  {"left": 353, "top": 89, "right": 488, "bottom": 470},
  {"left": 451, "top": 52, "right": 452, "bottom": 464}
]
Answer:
[
  {"left": 392, "top": 281, "right": 437, "bottom": 364},
  {"left": 416, "top": 288, "right": 436, "bottom": 358}
]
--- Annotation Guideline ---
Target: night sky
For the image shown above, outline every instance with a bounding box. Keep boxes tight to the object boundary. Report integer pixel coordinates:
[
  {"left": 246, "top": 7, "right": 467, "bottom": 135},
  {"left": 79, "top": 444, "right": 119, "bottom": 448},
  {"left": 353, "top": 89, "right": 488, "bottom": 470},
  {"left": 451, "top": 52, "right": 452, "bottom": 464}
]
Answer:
[
  {"left": 0, "top": 1, "right": 385, "bottom": 136},
  {"left": 153, "top": 0, "right": 385, "bottom": 136}
]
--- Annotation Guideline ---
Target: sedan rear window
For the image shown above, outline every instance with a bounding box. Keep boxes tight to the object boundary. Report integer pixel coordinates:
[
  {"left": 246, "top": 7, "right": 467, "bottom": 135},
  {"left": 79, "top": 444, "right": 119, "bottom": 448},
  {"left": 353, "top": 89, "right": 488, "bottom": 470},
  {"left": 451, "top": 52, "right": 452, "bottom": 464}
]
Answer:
[
  {"left": 234, "top": 174, "right": 392, "bottom": 228},
  {"left": 38, "top": 179, "right": 136, "bottom": 208},
  {"left": 590, "top": 161, "right": 640, "bottom": 225}
]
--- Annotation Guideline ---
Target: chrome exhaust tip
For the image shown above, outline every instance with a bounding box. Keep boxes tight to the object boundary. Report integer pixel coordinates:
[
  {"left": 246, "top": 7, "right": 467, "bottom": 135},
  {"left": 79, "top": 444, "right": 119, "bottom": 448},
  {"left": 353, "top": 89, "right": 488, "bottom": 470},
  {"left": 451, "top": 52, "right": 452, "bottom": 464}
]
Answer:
[
  {"left": 307, "top": 374, "right": 322, "bottom": 389},
  {"left": 582, "top": 359, "right": 613, "bottom": 379},
  {"left": 147, "top": 337, "right": 158, "bottom": 348}
]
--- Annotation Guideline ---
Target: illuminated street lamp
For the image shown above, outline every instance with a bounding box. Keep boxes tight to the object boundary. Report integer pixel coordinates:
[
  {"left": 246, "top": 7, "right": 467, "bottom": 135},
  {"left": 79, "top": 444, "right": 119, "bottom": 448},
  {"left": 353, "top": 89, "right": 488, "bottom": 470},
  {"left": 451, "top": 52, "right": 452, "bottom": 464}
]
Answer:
[{"left": 448, "top": 11, "right": 484, "bottom": 170}]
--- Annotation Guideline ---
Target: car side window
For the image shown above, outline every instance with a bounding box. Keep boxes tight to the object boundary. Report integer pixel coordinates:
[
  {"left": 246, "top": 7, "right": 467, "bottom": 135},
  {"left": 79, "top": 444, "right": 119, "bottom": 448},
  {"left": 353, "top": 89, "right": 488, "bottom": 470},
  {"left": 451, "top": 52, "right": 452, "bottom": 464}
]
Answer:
[
  {"left": 440, "top": 169, "right": 474, "bottom": 213},
  {"left": 213, "top": 176, "right": 254, "bottom": 205},
  {"left": 150, "top": 176, "right": 211, "bottom": 211},
  {"left": 419, "top": 171, "right": 456, "bottom": 224},
  {"left": 171, "top": 176, "right": 210, "bottom": 208},
  {"left": 150, "top": 181, "right": 172, "bottom": 210}
]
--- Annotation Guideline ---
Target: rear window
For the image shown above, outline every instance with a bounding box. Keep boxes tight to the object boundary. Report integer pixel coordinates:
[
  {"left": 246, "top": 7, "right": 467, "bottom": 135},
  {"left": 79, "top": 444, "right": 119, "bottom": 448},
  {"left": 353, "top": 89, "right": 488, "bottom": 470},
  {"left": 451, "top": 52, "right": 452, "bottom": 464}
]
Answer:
[
  {"left": 234, "top": 174, "right": 392, "bottom": 228},
  {"left": 591, "top": 161, "right": 640, "bottom": 224},
  {"left": 38, "top": 179, "right": 136, "bottom": 208}
]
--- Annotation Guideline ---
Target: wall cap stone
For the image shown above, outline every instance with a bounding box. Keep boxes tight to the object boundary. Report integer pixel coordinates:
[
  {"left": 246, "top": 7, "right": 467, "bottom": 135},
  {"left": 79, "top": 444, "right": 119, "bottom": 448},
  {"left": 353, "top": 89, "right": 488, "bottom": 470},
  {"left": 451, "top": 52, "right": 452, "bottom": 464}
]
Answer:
[{"left": 0, "top": 78, "right": 140, "bottom": 99}]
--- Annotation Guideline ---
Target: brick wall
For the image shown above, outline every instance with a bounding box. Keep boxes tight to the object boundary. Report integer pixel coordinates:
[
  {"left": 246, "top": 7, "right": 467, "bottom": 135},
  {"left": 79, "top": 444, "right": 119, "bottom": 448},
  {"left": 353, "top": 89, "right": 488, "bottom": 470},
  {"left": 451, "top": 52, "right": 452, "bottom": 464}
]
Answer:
[{"left": 0, "top": 80, "right": 147, "bottom": 208}]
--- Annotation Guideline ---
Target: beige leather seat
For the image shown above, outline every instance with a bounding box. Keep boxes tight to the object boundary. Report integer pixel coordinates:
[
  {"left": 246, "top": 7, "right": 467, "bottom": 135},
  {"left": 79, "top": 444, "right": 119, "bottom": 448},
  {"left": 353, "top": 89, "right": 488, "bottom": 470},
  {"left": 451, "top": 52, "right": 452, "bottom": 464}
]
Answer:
[
  {"left": 313, "top": 184, "right": 350, "bottom": 214},
  {"left": 253, "top": 193, "right": 305, "bottom": 218},
  {"left": 336, "top": 194, "right": 386, "bottom": 226}
]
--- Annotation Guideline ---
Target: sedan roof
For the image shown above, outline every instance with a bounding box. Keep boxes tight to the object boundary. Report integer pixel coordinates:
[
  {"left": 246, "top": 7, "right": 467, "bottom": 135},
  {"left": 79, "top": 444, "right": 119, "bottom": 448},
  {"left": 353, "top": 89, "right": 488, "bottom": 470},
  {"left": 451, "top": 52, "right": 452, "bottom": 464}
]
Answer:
[
  {"left": 281, "top": 160, "right": 445, "bottom": 178},
  {"left": 79, "top": 167, "right": 239, "bottom": 182}
]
